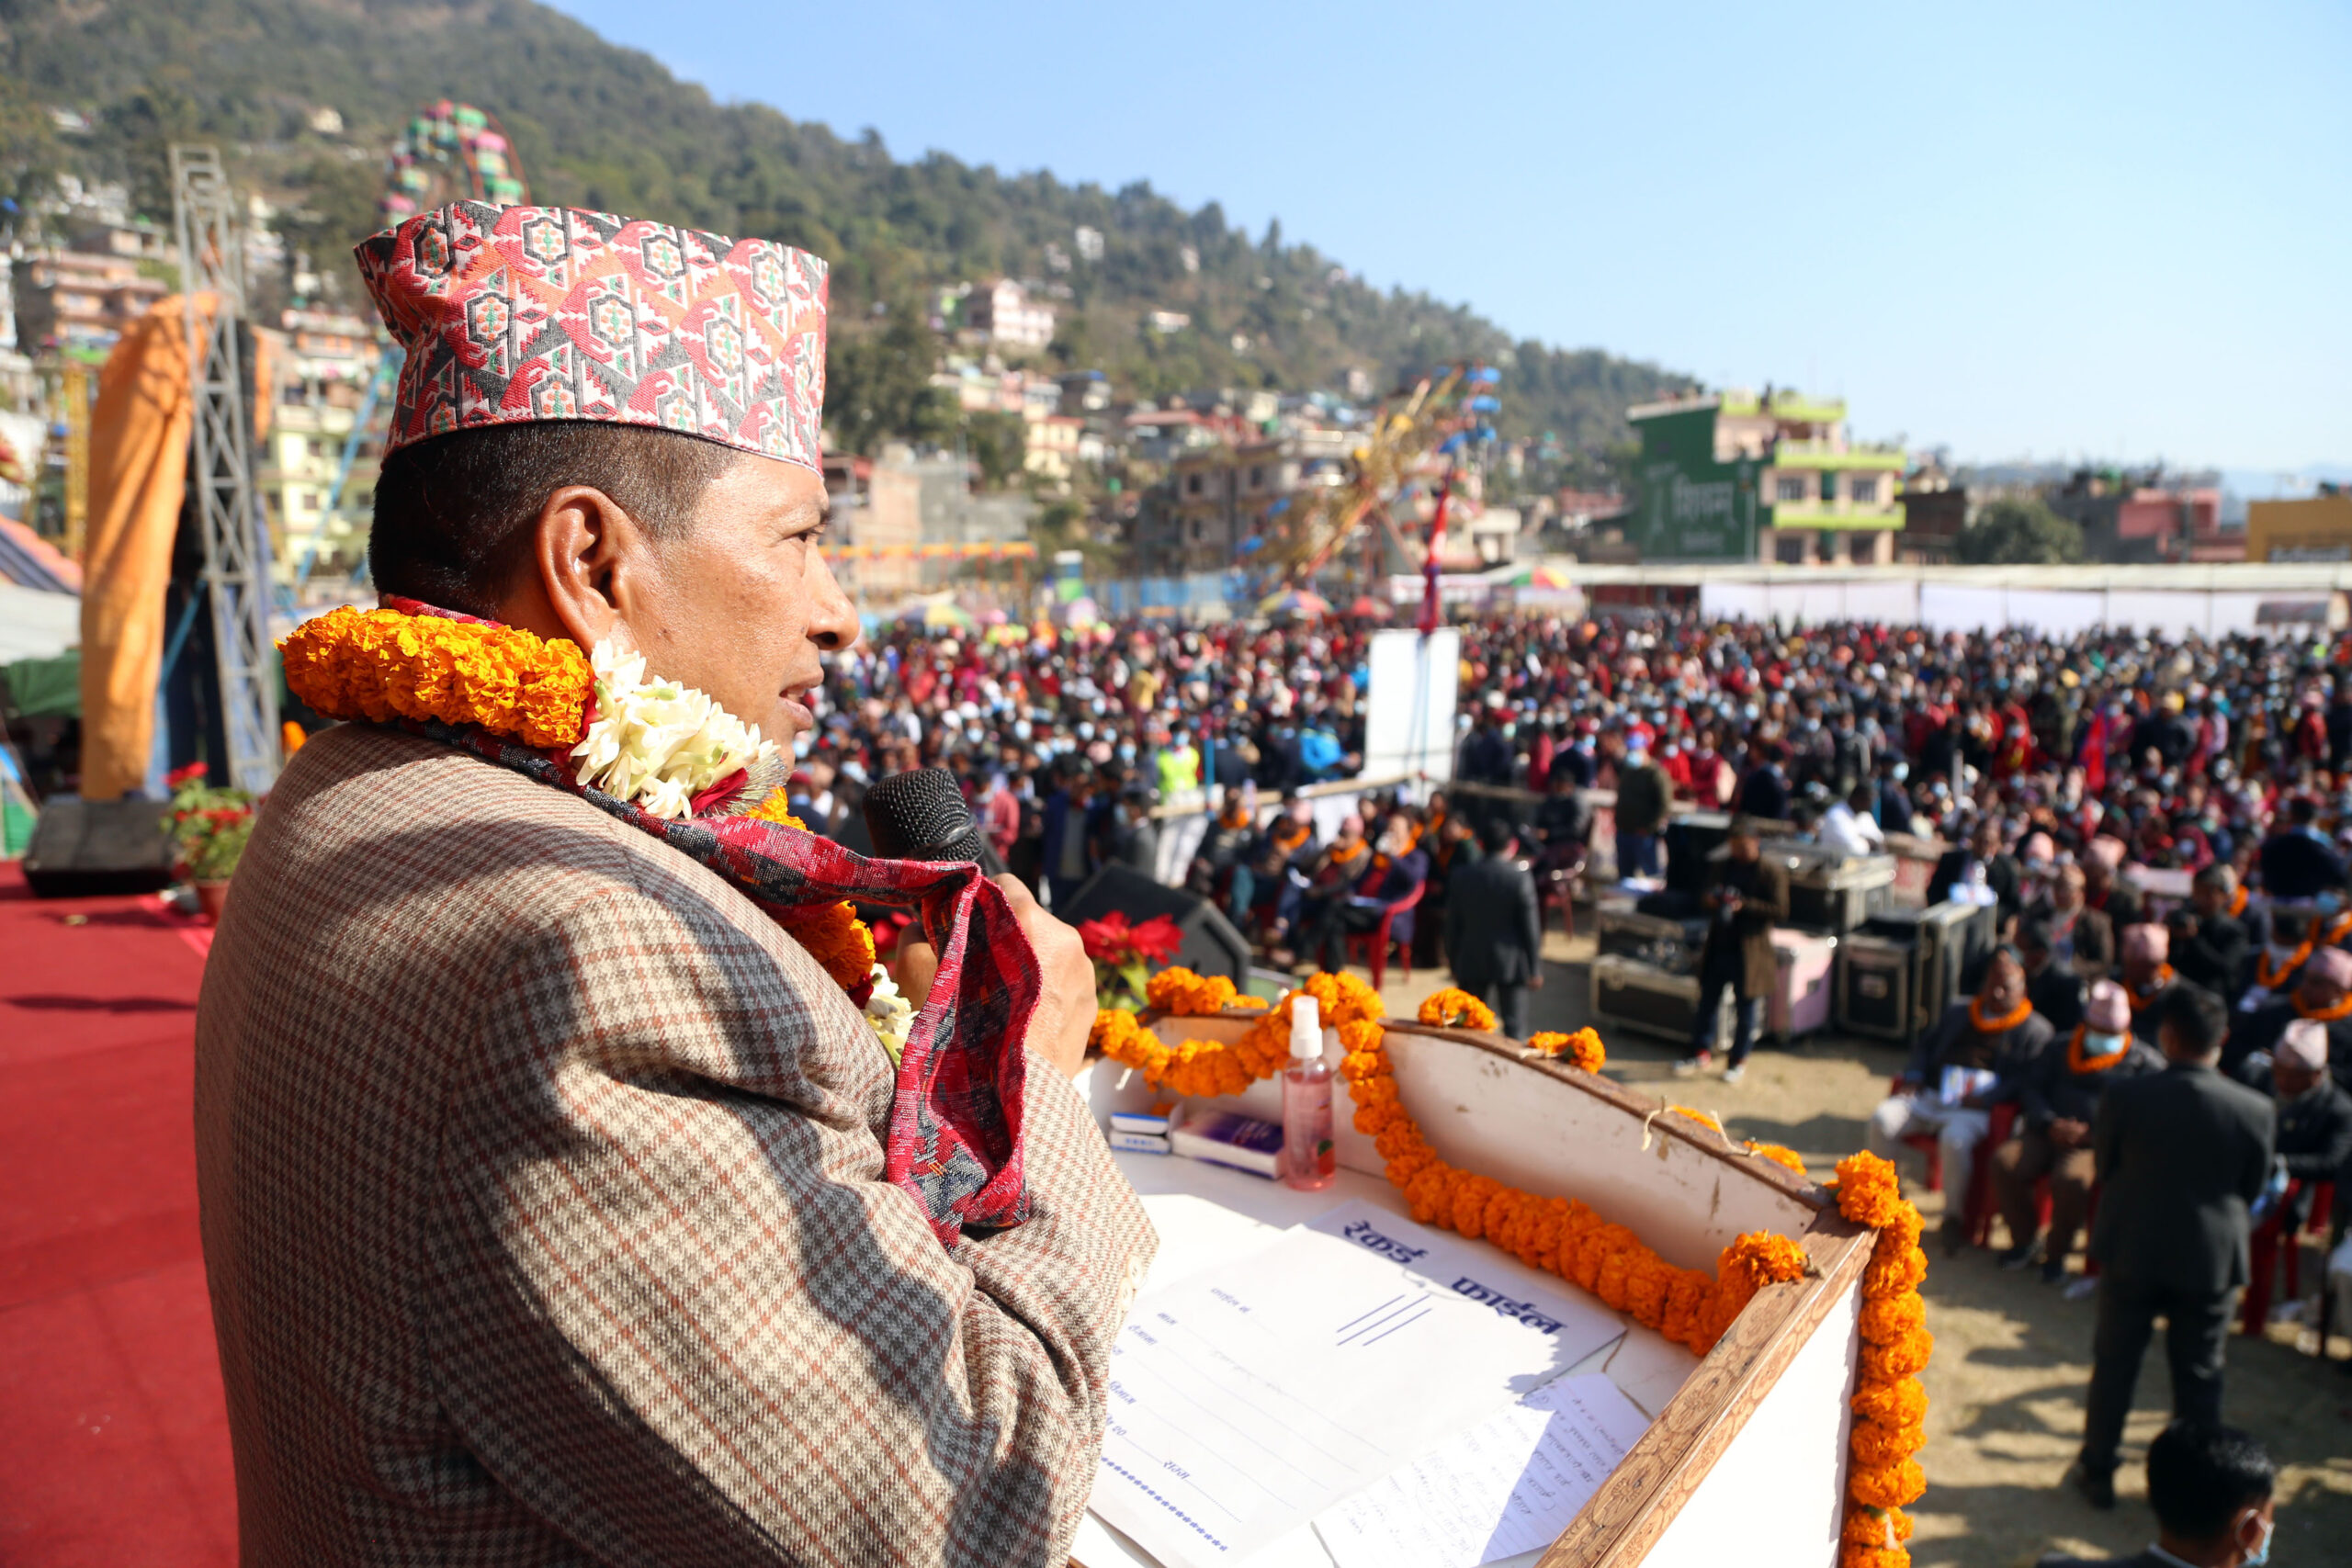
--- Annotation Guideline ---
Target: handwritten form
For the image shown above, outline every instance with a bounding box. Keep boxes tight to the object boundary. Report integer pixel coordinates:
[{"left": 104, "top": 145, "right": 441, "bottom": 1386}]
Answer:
[
  {"left": 1311, "top": 1375, "right": 1653, "bottom": 1568},
  {"left": 1087, "top": 1200, "right": 1627, "bottom": 1568}
]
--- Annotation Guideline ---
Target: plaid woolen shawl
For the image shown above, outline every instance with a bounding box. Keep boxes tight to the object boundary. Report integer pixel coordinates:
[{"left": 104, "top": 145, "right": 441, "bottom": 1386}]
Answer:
[{"left": 368, "top": 604, "right": 1039, "bottom": 1245}]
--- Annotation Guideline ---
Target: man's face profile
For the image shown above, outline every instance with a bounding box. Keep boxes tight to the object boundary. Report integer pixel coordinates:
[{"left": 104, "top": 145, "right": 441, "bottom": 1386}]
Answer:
[{"left": 628, "top": 458, "right": 856, "bottom": 745}]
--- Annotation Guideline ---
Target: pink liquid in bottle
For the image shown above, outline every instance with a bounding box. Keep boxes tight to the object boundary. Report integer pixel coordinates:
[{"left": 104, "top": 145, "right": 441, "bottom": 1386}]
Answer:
[{"left": 1282, "top": 1018, "right": 1337, "bottom": 1190}]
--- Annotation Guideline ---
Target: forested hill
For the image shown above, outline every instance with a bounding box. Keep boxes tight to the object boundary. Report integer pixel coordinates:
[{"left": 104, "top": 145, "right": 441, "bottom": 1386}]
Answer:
[{"left": 0, "top": 0, "right": 1694, "bottom": 451}]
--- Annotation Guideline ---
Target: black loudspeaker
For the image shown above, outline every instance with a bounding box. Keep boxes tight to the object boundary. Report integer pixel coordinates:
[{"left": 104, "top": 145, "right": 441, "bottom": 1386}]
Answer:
[
  {"left": 22, "top": 797, "right": 175, "bottom": 897},
  {"left": 1057, "top": 863, "right": 1252, "bottom": 984},
  {"left": 1664, "top": 812, "right": 1730, "bottom": 895}
]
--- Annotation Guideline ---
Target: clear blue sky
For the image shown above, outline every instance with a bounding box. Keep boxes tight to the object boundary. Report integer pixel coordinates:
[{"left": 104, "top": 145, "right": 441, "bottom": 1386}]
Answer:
[{"left": 550, "top": 0, "right": 2347, "bottom": 473}]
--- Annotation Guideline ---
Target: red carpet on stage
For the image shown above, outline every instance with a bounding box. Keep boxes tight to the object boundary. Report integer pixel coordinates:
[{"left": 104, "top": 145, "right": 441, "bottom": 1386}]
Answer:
[{"left": 0, "top": 862, "right": 235, "bottom": 1565}]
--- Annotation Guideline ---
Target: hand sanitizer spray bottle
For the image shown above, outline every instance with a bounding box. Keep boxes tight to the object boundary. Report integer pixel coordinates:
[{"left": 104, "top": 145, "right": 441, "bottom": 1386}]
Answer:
[{"left": 1282, "top": 995, "right": 1335, "bottom": 1190}]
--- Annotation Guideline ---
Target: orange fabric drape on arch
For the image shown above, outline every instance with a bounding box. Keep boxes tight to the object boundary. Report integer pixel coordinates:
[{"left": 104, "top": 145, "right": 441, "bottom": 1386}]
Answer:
[{"left": 78, "top": 295, "right": 219, "bottom": 800}]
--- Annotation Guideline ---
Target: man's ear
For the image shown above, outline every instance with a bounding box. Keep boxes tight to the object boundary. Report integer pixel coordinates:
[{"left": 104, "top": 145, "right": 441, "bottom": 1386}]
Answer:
[{"left": 513, "top": 485, "right": 661, "bottom": 650}]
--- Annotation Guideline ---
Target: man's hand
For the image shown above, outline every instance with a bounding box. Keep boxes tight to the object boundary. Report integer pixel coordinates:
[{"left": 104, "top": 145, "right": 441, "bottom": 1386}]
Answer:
[
  {"left": 890, "top": 877, "right": 1095, "bottom": 1079},
  {"left": 1528, "top": 969, "right": 1544, "bottom": 990},
  {"left": 2049, "top": 1117, "right": 2089, "bottom": 1148}
]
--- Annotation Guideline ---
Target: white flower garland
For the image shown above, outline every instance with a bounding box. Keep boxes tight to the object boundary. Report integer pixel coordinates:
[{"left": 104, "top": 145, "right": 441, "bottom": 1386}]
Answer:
[
  {"left": 863, "top": 964, "right": 916, "bottom": 1064},
  {"left": 571, "top": 641, "right": 778, "bottom": 820}
]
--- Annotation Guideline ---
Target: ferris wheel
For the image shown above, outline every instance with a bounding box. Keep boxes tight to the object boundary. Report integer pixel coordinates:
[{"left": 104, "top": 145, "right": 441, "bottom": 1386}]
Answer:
[{"left": 378, "top": 100, "right": 530, "bottom": 223}]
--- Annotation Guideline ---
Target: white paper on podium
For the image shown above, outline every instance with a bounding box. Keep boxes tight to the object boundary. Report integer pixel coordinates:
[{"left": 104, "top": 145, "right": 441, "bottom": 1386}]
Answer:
[
  {"left": 1310, "top": 1374, "right": 1652, "bottom": 1568},
  {"left": 1087, "top": 1200, "right": 1626, "bottom": 1568}
]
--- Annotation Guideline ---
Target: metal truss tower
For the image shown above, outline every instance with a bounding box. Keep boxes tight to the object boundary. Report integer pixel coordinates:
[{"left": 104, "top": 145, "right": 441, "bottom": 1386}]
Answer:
[{"left": 171, "top": 145, "right": 280, "bottom": 793}]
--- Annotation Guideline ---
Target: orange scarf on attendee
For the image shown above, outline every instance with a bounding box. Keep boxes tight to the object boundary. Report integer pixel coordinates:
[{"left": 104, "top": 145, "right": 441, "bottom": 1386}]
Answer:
[
  {"left": 2257, "top": 941, "right": 2312, "bottom": 991},
  {"left": 1271, "top": 819, "right": 1309, "bottom": 854},
  {"left": 1969, "top": 995, "right": 2032, "bottom": 1033},
  {"left": 2128, "top": 966, "right": 2176, "bottom": 1009},
  {"left": 2228, "top": 886, "right": 2249, "bottom": 919},
  {"left": 2294, "top": 991, "right": 2352, "bottom": 1023},
  {"left": 2065, "top": 1025, "right": 2132, "bottom": 1076}
]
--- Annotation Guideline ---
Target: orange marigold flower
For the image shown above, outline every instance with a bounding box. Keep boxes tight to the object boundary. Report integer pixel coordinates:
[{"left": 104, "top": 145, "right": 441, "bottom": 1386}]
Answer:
[
  {"left": 1530, "top": 1028, "right": 1606, "bottom": 1071},
  {"left": 1147, "top": 966, "right": 1240, "bottom": 1016},
  {"left": 1664, "top": 1104, "right": 1724, "bottom": 1137},
  {"left": 1851, "top": 1376, "right": 1928, "bottom": 1429},
  {"left": 1847, "top": 1458, "right": 1927, "bottom": 1511},
  {"left": 1841, "top": 1505, "right": 1915, "bottom": 1548},
  {"left": 1720, "top": 1231, "right": 1810, "bottom": 1292},
  {"left": 1860, "top": 1292, "right": 1928, "bottom": 1346},
  {"left": 1848, "top": 1416, "right": 1926, "bottom": 1469},
  {"left": 1860, "top": 1329, "right": 1934, "bottom": 1382},
  {"left": 1418, "top": 987, "right": 1498, "bottom": 1031},
  {"left": 1745, "top": 1141, "right": 1808, "bottom": 1176},
  {"left": 1863, "top": 1241, "right": 1928, "bottom": 1300},
  {"left": 279, "top": 605, "right": 591, "bottom": 749},
  {"left": 1832, "top": 1151, "right": 1907, "bottom": 1229}
]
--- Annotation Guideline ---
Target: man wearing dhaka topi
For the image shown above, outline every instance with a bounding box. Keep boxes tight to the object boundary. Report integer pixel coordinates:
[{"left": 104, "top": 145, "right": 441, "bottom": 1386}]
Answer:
[{"left": 194, "top": 202, "right": 1154, "bottom": 1565}]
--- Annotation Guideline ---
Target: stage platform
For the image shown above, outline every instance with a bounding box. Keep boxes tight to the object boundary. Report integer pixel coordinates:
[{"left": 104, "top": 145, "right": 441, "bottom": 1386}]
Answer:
[{"left": 0, "top": 860, "right": 235, "bottom": 1566}]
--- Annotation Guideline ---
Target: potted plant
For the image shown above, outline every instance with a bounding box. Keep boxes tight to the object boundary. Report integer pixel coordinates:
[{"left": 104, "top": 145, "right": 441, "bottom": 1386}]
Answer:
[
  {"left": 167, "top": 762, "right": 257, "bottom": 923},
  {"left": 1077, "top": 908, "right": 1183, "bottom": 1011}
]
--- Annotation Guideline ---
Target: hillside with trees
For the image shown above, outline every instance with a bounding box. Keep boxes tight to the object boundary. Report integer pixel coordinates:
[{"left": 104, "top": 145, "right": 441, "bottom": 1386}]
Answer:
[{"left": 0, "top": 0, "right": 1695, "bottom": 462}]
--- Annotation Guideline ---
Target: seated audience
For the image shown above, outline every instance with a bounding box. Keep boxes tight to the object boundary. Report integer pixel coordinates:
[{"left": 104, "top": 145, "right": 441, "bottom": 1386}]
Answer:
[
  {"left": 1870, "top": 946, "right": 2055, "bottom": 1254},
  {"left": 2226, "top": 945, "right": 2352, "bottom": 1088},
  {"left": 1298, "top": 813, "right": 1426, "bottom": 975},
  {"left": 2267, "top": 1021, "right": 2352, "bottom": 1229},
  {"left": 1991, "top": 980, "right": 2160, "bottom": 1283},
  {"left": 2027, "top": 860, "right": 2117, "bottom": 982}
]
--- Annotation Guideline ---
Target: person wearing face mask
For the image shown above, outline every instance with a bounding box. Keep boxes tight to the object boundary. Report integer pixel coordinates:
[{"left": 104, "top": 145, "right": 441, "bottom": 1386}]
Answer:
[
  {"left": 2262, "top": 1021, "right": 2352, "bottom": 1230},
  {"left": 2040, "top": 1420, "right": 2276, "bottom": 1567},
  {"left": 1992, "top": 981, "right": 2158, "bottom": 1284},
  {"left": 2224, "top": 944, "right": 2352, "bottom": 1088},
  {"left": 2071, "top": 985, "right": 2273, "bottom": 1511}
]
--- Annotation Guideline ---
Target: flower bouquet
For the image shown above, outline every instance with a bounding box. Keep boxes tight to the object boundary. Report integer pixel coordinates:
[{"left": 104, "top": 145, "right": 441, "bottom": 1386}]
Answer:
[
  {"left": 1077, "top": 908, "right": 1183, "bottom": 1011},
  {"left": 167, "top": 762, "right": 256, "bottom": 919}
]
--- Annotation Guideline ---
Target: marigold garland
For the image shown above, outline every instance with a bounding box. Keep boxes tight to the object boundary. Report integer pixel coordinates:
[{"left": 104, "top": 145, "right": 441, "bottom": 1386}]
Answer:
[
  {"left": 1418, "top": 987, "right": 1499, "bottom": 1031},
  {"left": 281, "top": 605, "right": 594, "bottom": 750},
  {"left": 1831, "top": 1150, "right": 1932, "bottom": 1566},
  {"left": 741, "top": 791, "right": 876, "bottom": 993},
  {"left": 1091, "top": 974, "right": 1934, "bottom": 1557},
  {"left": 1529, "top": 1029, "right": 1606, "bottom": 1072}
]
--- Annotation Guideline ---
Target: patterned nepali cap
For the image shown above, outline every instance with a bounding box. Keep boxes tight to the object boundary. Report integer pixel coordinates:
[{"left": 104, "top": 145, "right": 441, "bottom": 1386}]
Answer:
[{"left": 355, "top": 201, "right": 826, "bottom": 470}]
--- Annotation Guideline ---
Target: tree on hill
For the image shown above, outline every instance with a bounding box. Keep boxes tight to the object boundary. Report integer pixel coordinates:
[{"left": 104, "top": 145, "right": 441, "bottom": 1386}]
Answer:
[
  {"left": 0, "top": 0, "right": 1701, "bottom": 452},
  {"left": 1955, "top": 499, "right": 2085, "bottom": 565}
]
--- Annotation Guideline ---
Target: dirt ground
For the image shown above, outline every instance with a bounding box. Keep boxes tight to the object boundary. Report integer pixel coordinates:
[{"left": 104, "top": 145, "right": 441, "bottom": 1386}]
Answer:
[{"left": 1345, "top": 930, "right": 2352, "bottom": 1565}]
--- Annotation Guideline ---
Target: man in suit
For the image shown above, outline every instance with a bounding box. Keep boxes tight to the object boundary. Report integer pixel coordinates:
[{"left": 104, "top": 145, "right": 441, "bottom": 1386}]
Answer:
[
  {"left": 1673, "top": 815, "right": 1789, "bottom": 1085},
  {"left": 2071, "top": 983, "right": 2275, "bottom": 1510},
  {"left": 2170, "top": 863, "right": 2251, "bottom": 1002},
  {"left": 1930, "top": 816, "right": 2023, "bottom": 930},
  {"left": 195, "top": 202, "right": 1152, "bottom": 1567},
  {"left": 2018, "top": 916, "right": 2087, "bottom": 1034},
  {"left": 2041, "top": 1421, "right": 2276, "bottom": 1567},
  {"left": 1443, "top": 815, "right": 1545, "bottom": 1039},
  {"left": 2026, "top": 860, "right": 2117, "bottom": 981}
]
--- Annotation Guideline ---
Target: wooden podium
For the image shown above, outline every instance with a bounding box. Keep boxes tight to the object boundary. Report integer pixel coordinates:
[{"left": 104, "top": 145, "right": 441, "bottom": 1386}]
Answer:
[{"left": 1071, "top": 1016, "right": 1873, "bottom": 1568}]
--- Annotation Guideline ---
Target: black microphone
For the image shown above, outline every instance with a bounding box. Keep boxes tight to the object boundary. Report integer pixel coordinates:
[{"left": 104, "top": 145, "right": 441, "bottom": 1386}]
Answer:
[{"left": 863, "top": 767, "right": 1009, "bottom": 877}]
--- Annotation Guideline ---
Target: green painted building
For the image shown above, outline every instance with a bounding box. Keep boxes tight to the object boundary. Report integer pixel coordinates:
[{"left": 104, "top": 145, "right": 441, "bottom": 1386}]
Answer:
[{"left": 1624, "top": 389, "right": 1906, "bottom": 564}]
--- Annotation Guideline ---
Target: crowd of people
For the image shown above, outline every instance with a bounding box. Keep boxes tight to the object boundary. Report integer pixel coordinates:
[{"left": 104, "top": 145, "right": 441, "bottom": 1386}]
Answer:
[{"left": 781, "top": 604, "right": 2352, "bottom": 1538}]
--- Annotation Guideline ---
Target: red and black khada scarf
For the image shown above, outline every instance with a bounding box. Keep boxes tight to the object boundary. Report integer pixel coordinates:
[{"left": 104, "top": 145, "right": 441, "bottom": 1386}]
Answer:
[{"left": 373, "top": 599, "right": 1039, "bottom": 1247}]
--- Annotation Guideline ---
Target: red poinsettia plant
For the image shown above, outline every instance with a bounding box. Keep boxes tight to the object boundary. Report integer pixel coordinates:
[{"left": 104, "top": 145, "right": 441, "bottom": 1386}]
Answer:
[
  {"left": 1077, "top": 909, "right": 1183, "bottom": 1010},
  {"left": 166, "top": 761, "right": 257, "bottom": 883}
]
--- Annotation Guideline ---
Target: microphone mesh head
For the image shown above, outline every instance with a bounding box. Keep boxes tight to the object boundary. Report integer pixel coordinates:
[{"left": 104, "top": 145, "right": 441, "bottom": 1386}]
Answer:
[{"left": 863, "top": 767, "right": 977, "bottom": 860}]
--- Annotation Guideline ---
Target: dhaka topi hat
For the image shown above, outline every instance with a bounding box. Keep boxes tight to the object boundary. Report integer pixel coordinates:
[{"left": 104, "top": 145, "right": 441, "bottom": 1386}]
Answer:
[
  {"left": 2304, "top": 945, "right": 2352, "bottom": 990},
  {"left": 2278, "top": 1019, "right": 2329, "bottom": 1073},
  {"left": 2085, "top": 979, "right": 2132, "bottom": 1034},
  {"left": 356, "top": 200, "right": 826, "bottom": 471},
  {"left": 2121, "top": 922, "right": 2168, "bottom": 964}
]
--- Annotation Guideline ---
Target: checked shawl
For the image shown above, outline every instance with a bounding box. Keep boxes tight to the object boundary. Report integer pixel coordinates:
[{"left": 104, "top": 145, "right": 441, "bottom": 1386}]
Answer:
[{"left": 391, "top": 714, "right": 1039, "bottom": 1244}]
